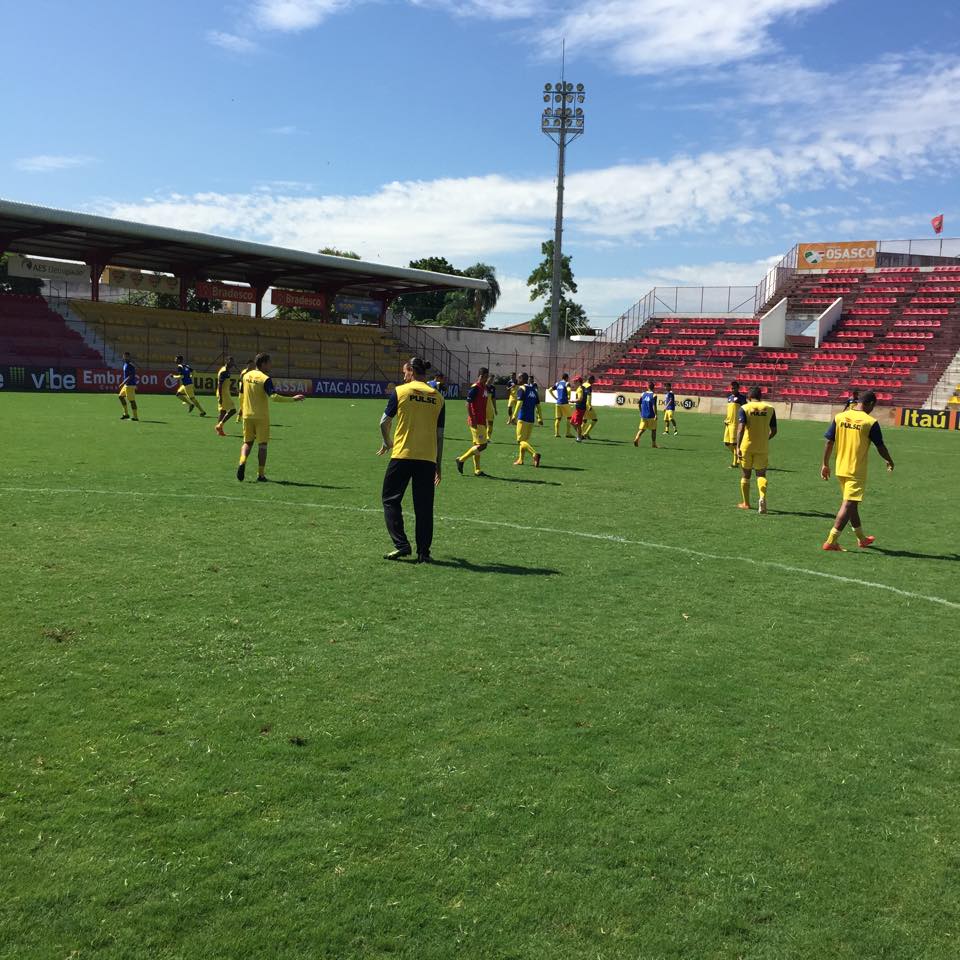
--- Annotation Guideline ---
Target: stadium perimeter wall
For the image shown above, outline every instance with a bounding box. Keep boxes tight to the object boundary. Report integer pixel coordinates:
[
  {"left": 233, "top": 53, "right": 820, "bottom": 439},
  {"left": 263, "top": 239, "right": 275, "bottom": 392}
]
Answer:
[
  {"left": 592, "top": 390, "right": 925, "bottom": 429},
  {"left": 416, "top": 325, "right": 584, "bottom": 384}
]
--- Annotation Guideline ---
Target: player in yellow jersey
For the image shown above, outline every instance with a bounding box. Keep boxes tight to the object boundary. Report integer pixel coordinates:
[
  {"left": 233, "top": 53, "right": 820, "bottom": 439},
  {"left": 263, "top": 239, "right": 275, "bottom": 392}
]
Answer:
[
  {"left": 214, "top": 356, "right": 236, "bottom": 436},
  {"left": 235, "top": 359, "right": 253, "bottom": 424},
  {"left": 236, "top": 353, "right": 305, "bottom": 482},
  {"left": 723, "top": 380, "right": 747, "bottom": 466},
  {"left": 505, "top": 373, "right": 519, "bottom": 422},
  {"left": 378, "top": 357, "right": 445, "bottom": 562},
  {"left": 582, "top": 374, "right": 598, "bottom": 438},
  {"left": 820, "top": 390, "right": 894, "bottom": 551},
  {"left": 735, "top": 386, "right": 777, "bottom": 513},
  {"left": 173, "top": 356, "right": 207, "bottom": 416},
  {"left": 485, "top": 381, "right": 498, "bottom": 441}
]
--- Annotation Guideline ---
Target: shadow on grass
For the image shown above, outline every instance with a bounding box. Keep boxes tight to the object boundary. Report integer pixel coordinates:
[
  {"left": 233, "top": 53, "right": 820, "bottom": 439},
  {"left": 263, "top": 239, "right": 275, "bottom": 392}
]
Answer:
[
  {"left": 481, "top": 475, "right": 561, "bottom": 487},
  {"left": 135, "top": 420, "right": 168, "bottom": 424},
  {"left": 266, "top": 479, "right": 348, "bottom": 489},
  {"left": 538, "top": 464, "right": 585, "bottom": 472},
  {"left": 868, "top": 547, "right": 960, "bottom": 562},
  {"left": 768, "top": 509, "right": 837, "bottom": 519},
  {"left": 432, "top": 557, "right": 561, "bottom": 576}
]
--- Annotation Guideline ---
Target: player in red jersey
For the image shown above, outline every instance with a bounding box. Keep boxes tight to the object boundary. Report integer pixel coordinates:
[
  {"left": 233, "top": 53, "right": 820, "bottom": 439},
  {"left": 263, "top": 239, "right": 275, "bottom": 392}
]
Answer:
[{"left": 455, "top": 367, "right": 490, "bottom": 476}]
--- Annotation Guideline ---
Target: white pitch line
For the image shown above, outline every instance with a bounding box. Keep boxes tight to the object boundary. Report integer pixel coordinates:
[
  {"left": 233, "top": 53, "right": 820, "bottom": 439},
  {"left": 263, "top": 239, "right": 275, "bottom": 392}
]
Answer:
[{"left": 3, "top": 485, "right": 958, "bottom": 611}]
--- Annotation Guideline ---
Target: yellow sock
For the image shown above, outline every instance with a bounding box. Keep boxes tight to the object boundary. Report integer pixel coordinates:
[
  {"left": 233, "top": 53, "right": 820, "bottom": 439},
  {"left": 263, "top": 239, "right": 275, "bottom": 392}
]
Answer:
[
  {"left": 239, "top": 451, "right": 248, "bottom": 465},
  {"left": 583, "top": 422, "right": 594, "bottom": 436},
  {"left": 739, "top": 478, "right": 750, "bottom": 505},
  {"left": 853, "top": 526, "right": 865, "bottom": 540},
  {"left": 473, "top": 454, "right": 481, "bottom": 473},
  {"left": 458, "top": 445, "right": 477, "bottom": 463},
  {"left": 554, "top": 421, "right": 560, "bottom": 437},
  {"left": 757, "top": 476, "right": 768, "bottom": 499},
  {"left": 732, "top": 448, "right": 739, "bottom": 466},
  {"left": 827, "top": 527, "right": 841, "bottom": 545},
  {"left": 520, "top": 440, "right": 537, "bottom": 459}
]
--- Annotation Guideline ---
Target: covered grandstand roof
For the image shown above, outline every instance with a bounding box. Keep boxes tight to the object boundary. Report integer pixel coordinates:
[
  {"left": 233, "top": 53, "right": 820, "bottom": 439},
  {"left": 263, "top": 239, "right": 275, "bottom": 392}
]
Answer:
[{"left": 0, "top": 199, "right": 488, "bottom": 299}]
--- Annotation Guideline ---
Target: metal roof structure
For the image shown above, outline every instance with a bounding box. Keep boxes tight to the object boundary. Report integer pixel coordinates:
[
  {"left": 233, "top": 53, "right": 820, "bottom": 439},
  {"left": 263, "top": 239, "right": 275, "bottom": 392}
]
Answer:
[{"left": 0, "top": 199, "right": 488, "bottom": 302}]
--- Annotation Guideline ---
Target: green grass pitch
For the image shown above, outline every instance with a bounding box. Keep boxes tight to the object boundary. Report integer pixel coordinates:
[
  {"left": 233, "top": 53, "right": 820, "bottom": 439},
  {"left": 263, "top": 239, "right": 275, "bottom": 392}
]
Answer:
[{"left": 2, "top": 392, "right": 959, "bottom": 960}]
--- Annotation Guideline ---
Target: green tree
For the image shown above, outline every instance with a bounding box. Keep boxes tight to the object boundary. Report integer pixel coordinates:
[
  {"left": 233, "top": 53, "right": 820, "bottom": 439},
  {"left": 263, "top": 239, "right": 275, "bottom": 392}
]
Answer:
[
  {"left": 393, "top": 256, "right": 463, "bottom": 324},
  {"left": 0, "top": 254, "right": 43, "bottom": 295},
  {"left": 529, "top": 298, "right": 589, "bottom": 336},
  {"left": 122, "top": 288, "right": 223, "bottom": 313},
  {"left": 526, "top": 240, "right": 587, "bottom": 336},
  {"left": 319, "top": 247, "right": 361, "bottom": 259}
]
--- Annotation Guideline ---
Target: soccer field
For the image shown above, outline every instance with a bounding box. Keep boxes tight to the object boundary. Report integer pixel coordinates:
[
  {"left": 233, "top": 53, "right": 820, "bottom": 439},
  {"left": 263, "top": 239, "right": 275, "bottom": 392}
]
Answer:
[{"left": 3, "top": 393, "right": 959, "bottom": 960}]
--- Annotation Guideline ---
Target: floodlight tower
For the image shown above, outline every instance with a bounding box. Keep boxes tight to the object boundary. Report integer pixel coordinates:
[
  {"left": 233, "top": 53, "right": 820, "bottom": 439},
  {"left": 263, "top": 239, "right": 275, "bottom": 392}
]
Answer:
[{"left": 541, "top": 76, "right": 585, "bottom": 381}]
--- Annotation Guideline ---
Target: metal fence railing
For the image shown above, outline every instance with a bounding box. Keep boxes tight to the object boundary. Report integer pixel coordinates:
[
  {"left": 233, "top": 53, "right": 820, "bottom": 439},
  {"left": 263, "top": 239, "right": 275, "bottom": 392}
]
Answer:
[{"left": 387, "top": 313, "right": 467, "bottom": 386}]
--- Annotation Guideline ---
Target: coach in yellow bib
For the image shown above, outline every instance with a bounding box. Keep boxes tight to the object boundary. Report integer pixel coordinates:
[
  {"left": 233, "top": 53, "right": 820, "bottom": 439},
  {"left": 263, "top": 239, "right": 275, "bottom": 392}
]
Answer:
[{"left": 379, "top": 357, "right": 445, "bottom": 563}]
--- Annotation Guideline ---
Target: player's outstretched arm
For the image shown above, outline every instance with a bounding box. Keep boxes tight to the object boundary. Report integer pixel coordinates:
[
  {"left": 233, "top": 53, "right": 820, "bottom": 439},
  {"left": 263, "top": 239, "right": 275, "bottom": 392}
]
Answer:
[
  {"left": 877, "top": 443, "right": 894, "bottom": 472},
  {"left": 435, "top": 426, "right": 444, "bottom": 486}
]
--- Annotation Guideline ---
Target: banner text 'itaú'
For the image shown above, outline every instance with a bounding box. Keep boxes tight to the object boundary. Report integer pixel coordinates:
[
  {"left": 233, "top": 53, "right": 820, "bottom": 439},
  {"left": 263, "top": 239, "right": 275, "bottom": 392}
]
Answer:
[{"left": 797, "top": 240, "right": 877, "bottom": 271}]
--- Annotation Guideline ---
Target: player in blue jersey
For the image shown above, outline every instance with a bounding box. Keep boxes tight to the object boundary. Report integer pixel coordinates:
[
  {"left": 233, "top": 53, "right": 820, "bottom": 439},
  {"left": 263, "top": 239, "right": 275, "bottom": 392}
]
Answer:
[
  {"left": 427, "top": 372, "right": 446, "bottom": 397},
  {"left": 548, "top": 372, "right": 573, "bottom": 438},
  {"left": 633, "top": 382, "right": 658, "bottom": 448},
  {"left": 173, "top": 355, "right": 207, "bottom": 416},
  {"left": 662, "top": 382, "right": 678, "bottom": 436},
  {"left": 118, "top": 352, "right": 139, "bottom": 421},
  {"left": 509, "top": 373, "right": 543, "bottom": 466}
]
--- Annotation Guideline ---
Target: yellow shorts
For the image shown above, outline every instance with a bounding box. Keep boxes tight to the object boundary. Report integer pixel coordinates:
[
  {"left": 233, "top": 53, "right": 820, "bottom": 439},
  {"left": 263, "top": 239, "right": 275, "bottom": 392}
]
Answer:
[
  {"left": 664, "top": 410, "right": 674, "bottom": 422},
  {"left": 838, "top": 475, "right": 865, "bottom": 502},
  {"left": 516, "top": 420, "right": 534, "bottom": 443},
  {"left": 723, "top": 422, "right": 737, "bottom": 444},
  {"left": 243, "top": 417, "right": 270, "bottom": 444},
  {"left": 118, "top": 386, "right": 136, "bottom": 401},
  {"left": 555, "top": 403, "right": 571, "bottom": 418},
  {"left": 177, "top": 384, "right": 196, "bottom": 400},
  {"left": 741, "top": 451, "right": 768, "bottom": 471},
  {"left": 470, "top": 424, "right": 489, "bottom": 446},
  {"left": 639, "top": 417, "right": 657, "bottom": 431}
]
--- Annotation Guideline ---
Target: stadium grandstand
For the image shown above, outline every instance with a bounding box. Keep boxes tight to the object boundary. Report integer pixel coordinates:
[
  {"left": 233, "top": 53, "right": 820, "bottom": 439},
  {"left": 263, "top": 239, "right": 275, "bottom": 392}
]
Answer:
[
  {"left": 574, "top": 239, "right": 960, "bottom": 414},
  {"left": 0, "top": 199, "right": 488, "bottom": 389}
]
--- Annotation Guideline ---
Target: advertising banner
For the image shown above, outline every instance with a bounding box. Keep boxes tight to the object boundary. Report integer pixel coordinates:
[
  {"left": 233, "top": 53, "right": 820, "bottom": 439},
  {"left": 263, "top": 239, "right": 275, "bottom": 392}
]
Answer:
[
  {"left": 0, "top": 365, "right": 79, "bottom": 392},
  {"left": 104, "top": 267, "right": 181, "bottom": 296},
  {"left": 894, "top": 407, "right": 960, "bottom": 430},
  {"left": 195, "top": 281, "right": 259, "bottom": 303},
  {"left": 0, "top": 365, "right": 399, "bottom": 400},
  {"left": 312, "top": 378, "right": 394, "bottom": 398},
  {"left": 593, "top": 391, "right": 701, "bottom": 411},
  {"left": 6, "top": 253, "right": 88, "bottom": 281},
  {"left": 797, "top": 241, "right": 877, "bottom": 271},
  {"left": 334, "top": 295, "right": 382, "bottom": 317},
  {"left": 271, "top": 288, "right": 326, "bottom": 310}
]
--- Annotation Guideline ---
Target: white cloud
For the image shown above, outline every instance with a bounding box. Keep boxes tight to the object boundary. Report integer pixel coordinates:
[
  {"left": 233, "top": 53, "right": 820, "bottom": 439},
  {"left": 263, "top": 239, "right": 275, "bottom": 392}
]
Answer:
[
  {"left": 95, "top": 57, "right": 960, "bottom": 293},
  {"left": 267, "top": 124, "right": 298, "bottom": 135},
  {"left": 540, "top": 0, "right": 835, "bottom": 73},
  {"left": 14, "top": 154, "right": 95, "bottom": 173},
  {"left": 207, "top": 30, "right": 258, "bottom": 52},
  {"left": 409, "top": 0, "right": 540, "bottom": 20},
  {"left": 252, "top": 0, "right": 354, "bottom": 30}
]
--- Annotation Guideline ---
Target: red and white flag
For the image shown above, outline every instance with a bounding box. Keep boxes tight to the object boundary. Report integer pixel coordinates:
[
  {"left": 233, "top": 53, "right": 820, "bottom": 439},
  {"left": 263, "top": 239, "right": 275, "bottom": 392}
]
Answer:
[{"left": 931, "top": 214, "right": 944, "bottom": 234}]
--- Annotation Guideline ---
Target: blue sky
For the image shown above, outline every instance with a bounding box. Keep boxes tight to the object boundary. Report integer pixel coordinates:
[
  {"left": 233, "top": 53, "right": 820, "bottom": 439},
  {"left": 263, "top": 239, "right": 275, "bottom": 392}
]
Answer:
[{"left": 3, "top": 0, "right": 960, "bottom": 326}]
